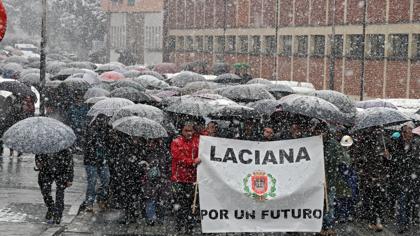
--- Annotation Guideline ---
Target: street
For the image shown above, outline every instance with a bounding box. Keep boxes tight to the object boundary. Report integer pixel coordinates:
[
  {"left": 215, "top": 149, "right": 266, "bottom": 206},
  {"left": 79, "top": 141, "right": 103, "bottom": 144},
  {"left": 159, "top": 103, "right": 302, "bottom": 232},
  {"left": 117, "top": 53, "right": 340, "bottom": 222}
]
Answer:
[{"left": 0, "top": 150, "right": 419, "bottom": 236}]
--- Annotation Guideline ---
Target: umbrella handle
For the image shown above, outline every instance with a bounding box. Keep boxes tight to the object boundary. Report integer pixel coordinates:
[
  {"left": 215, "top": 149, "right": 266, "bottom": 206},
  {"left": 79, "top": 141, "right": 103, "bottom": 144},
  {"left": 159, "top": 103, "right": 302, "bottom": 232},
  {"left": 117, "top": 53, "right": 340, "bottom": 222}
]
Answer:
[{"left": 191, "top": 182, "right": 199, "bottom": 214}]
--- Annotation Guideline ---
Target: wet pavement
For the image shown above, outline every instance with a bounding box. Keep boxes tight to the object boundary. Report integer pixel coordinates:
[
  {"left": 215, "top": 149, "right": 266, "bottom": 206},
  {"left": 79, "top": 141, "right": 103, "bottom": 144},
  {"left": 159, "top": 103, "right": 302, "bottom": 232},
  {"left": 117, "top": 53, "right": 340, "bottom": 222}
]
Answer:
[{"left": 1, "top": 149, "right": 420, "bottom": 236}]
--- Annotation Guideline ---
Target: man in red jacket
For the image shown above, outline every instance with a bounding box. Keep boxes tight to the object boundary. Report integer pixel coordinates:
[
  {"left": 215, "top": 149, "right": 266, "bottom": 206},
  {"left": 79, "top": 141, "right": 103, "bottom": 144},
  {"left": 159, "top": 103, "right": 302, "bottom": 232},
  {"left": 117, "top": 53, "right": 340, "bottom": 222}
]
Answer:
[{"left": 171, "top": 122, "right": 201, "bottom": 233}]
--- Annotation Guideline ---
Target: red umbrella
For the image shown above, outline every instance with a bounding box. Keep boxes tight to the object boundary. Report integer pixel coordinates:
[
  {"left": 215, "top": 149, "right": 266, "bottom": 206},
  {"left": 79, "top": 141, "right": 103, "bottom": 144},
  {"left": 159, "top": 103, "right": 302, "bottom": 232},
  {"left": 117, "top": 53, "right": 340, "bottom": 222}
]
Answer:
[
  {"left": 99, "top": 71, "right": 125, "bottom": 82},
  {"left": 0, "top": 0, "right": 7, "bottom": 41},
  {"left": 153, "top": 63, "right": 178, "bottom": 74}
]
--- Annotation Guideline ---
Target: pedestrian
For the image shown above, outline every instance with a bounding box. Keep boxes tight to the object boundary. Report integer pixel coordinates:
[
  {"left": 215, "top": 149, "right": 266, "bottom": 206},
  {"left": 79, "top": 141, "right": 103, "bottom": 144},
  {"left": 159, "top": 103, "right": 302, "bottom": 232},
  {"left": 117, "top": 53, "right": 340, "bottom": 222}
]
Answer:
[
  {"left": 201, "top": 121, "right": 218, "bottom": 137},
  {"left": 35, "top": 148, "right": 74, "bottom": 224},
  {"left": 389, "top": 122, "right": 420, "bottom": 233},
  {"left": 261, "top": 125, "right": 274, "bottom": 141},
  {"left": 170, "top": 122, "right": 201, "bottom": 233},
  {"left": 66, "top": 94, "right": 89, "bottom": 153},
  {"left": 78, "top": 114, "right": 111, "bottom": 213}
]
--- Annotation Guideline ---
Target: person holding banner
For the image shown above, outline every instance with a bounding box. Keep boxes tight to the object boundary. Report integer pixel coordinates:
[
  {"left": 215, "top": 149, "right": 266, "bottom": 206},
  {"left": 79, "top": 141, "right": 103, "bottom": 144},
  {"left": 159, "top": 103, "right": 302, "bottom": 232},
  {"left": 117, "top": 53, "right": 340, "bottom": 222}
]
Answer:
[{"left": 170, "top": 122, "right": 201, "bottom": 233}]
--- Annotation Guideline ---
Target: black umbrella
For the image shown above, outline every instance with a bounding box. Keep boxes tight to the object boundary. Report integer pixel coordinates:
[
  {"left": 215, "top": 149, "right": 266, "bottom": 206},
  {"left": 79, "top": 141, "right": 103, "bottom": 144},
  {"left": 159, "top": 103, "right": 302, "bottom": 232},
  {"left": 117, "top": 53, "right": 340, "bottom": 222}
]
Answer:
[
  {"left": 67, "top": 61, "right": 97, "bottom": 70},
  {"left": 311, "top": 90, "right": 357, "bottom": 124},
  {"left": 247, "top": 78, "right": 273, "bottom": 85},
  {"left": 19, "top": 73, "right": 41, "bottom": 88},
  {"left": 123, "top": 70, "right": 142, "bottom": 78},
  {"left": 352, "top": 107, "right": 411, "bottom": 131},
  {"left": 217, "top": 84, "right": 275, "bottom": 102},
  {"left": 4, "top": 56, "right": 29, "bottom": 65},
  {"left": 208, "top": 105, "right": 259, "bottom": 120},
  {"left": 274, "top": 94, "right": 349, "bottom": 124},
  {"left": 137, "top": 70, "right": 165, "bottom": 81},
  {"left": 52, "top": 68, "right": 85, "bottom": 81},
  {"left": 247, "top": 99, "right": 282, "bottom": 115},
  {"left": 169, "top": 71, "right": 206, "bottom": 87},
  {"left": 212, "top": 63, "right": 230, "bottom": 76},
  {"left": 356, "top": 100, "right": 398, "bottom": 110},
  {"left": 47, "top": 61, "right": 68, "bottom": 74},
  {"left": 133, "top": 75, "right": 170, "bottom": 89},
  {"left": 0, "top": 81, "right": 37, "bottom": 101},
  {"left": 181, "top": 81, "right": 222, "bottom": 95},
  {"left": 58, "top": 77, "right": 92, "bottom": 98},
  {"left": 213, "top": 73, "right": 242, "bottom": 84},
  {"left": 110, "top": 87, "right": 160, "bottom": 104},
  {"left": 165, "top": 95, "right": 236, "bottom": 117},
  {"left": 111, "top": 79, "right": 145, "bottom": 91},
  {"left": 95, "top": 63, "right": 123, "bottom": 74}
]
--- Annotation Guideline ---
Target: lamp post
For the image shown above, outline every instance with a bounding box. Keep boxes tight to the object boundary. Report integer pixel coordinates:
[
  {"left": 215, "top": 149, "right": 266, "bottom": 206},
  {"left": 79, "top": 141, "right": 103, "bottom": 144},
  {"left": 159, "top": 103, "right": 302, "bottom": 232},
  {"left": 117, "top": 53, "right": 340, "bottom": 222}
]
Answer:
[
  {"left": 360, "top": 0, "right": 367, "bottom": 101},
  {"left": 328, "top": 0, "right": 336, "bottom": 90},
  {"left": 39, "top": 0, "right": 47, "bottom": 116}
]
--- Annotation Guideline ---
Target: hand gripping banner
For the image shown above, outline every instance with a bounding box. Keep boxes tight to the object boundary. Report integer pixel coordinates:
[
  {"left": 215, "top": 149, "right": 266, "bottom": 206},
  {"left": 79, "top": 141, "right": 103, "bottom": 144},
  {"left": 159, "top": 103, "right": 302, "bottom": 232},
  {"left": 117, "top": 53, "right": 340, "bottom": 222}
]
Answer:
[{"left": 198, "top": 136, "right": 325, "bottom": 233}]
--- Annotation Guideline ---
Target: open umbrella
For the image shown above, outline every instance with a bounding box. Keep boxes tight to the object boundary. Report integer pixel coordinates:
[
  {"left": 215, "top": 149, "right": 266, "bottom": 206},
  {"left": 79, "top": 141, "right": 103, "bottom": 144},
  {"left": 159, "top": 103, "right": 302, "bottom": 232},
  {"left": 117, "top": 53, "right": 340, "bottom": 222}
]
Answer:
[
  {"left": 247, "top": 99, "right": 282, "bottom": 115},
  {"left": 137, "top": 70, "right": 165, "bottom": 81},
  {"left": 165, "top": 95, "right": 236, "bottom": 117},
  {"left": 213, "top": 73, "right": 242, "bottom": 84},
  {"left": 110, "top": 87, "right": 159, "bottom": 104},
  {"left": 123, "top": 70, "right": 142, "bottom": 78},
  {"left": 0, "top": 80, "right": 37, "bottom": 100},
  {"left": 153, "top": 63, "right": 178, "bottom": 74},
  {"left": 110, "top": 103, "right": 165, "bottom": 124},
  {"left": 413, "top": 126, "right": 420, "bottom": 136},
  {"left": 95, "top": 63, "right": 123, "bottom": 74},
  {"left": 67, "top": 61, "right": 97, "bottom": 70},
  {"left": 181, "top": 81, "right": 222, "bottom": 95},
  {"left": 112, "top": 116, "right": 168, "bottom": 139},
  {"left": 52, "top": 68, "right": 85, "bottom": 81},
  {"left": 247, "top": 78, "right": 272, "bottom": 85},
  {"left": 85, "top": 96, "right": 108, "bottom": 105},
  {"left": 169, "top": 71, "right": 206, "bottom": 87},
  {"left": 209, "top": 105, "right": 259, "bottom": 120},
  {"left": 47, "top": 61, "right": 68, "bottom": 74},
  {"left": 126, "top": 65, "right": 148, "bottom": 72},
  {"left": 19, "top": 73, "right": 42, "bottom": 88},
  {"left": 87, "top": 97, "right": 134, "bottom": 117},
  {"left": 4, "top": 56, "right": 29, "bottom": 65},
  {"left": 133, "top": 75, "right": 170, "bottom": 89},
  {"left": 217, "top": 84, "right": 275, "bottom": 102},
  {"left": 2, "top": 117, "right": 76, "bottom": 154},
  {"left": 352, "top": 107, "right": 411, "bottom": 131},
  {"left": 274, "top": 94, "right": 349, "bottom": 124},
  {"left": 266, "top": 84, "right": 294, "bottom": 98},
  {"left": 21, "top": 69, "right": 40, "bottom": 77},
  {"left": 111, "top": 79, "right": 145, "bottom": 91},
  {"left": 311, "top": 90, "right": 357, "bottom": 124},
  {"left": 99, "top": 71, "right": 125, "bottom": 82},
  {"left": 59, "top": 77, "right": 92, "bottom": 98},
  {"left": 212, "top": 63, "right": 230, "bottom": 76},
  {"left": 84, "top": 87, "right": 110, "bottom": 100},
  {"left": 356, "top": 100, "right": 398, "bottom": 110}
]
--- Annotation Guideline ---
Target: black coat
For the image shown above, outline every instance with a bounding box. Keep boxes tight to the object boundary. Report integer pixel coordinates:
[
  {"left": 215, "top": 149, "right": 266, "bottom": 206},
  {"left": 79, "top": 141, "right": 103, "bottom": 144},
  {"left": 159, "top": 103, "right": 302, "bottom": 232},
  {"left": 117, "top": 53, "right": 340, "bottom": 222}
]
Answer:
[
  {"left": 83, "top": 123, "right": 110, "bottom": 166},
  {"left": 35, "top": 149, "right": 74, "bottom": 183}
]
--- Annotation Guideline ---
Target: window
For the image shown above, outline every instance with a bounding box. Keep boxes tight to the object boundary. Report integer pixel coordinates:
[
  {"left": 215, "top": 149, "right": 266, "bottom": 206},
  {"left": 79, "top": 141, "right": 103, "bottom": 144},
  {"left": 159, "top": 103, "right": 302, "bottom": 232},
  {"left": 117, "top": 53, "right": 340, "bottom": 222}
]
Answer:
[
  {"left": 413, "top": 34, "right": 420, "bottom": 59},
  {"left": 331, "top": 35, "right": 343, "bottom": 57},
  {"left": 280, "top": 35, "right": 292, "bottom": 56},
  {"left": 348, "top": 34, "right": 363, "bottom": 58},
  {"left": 264, "top": 36, "right": 277, "bottom": 54},
  {"left": 226, "top": 36, "right": 236, "bottom": 53},
  {"left": 196, "top": 36, "right": 204, "bottom": 52},
  {"left": 167, "top": 36, "right": 176, "bottom": 52},
  {"left": 296, "top": 35, "right": 308, "bottom": 56},
  {"left": 127, "top": 0, "right": 135, "bottom": 6},
  {"left": 239, "top": 36, "right": 248, "bottom": 53},
  {"left": 206, "top": 36, "right": 213, "bottom": 52},
  {"left": 185, "top": 36, "right": 194, "bottom": 51},
  {"left": 251, "top": 36, "right": 261, "bottom": 54},
  {"left": 177, "top": 36, "right": 184, "bottom": 51},
  {"left": 389, "top": 34, "right": 408, "bottom": 59},
  {"left": 368, "top": 34, "right": 385, "bottom": 58},
  {"left": 313, "top": 35, "right": 325, "bottom": 56},
  {"left": 216, "top": 36, "right": 225, "bottom": 53}
]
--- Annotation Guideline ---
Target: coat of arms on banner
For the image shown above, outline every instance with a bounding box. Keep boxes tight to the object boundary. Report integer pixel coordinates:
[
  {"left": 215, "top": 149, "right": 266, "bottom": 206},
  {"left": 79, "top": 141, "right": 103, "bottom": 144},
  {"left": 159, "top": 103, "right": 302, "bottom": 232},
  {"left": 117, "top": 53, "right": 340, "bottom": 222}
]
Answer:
[{"left": 243, "top": 171, "right": 277, "bottom": 201}]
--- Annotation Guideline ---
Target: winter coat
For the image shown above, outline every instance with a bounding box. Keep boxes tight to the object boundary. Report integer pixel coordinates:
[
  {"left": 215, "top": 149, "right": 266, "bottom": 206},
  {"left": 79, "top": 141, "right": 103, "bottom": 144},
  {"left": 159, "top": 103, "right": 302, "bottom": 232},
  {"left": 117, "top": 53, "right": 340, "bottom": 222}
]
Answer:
[
  {"left": 142, "top": 143, "right": 171, "bottom": 199},
  {"left": 66, "top": 103, "right": 89, "bottom": 133},
  {"left": 83, "top": 123, "right": 110, "bottom": 166},
  {"left": 389, "top": 137, "right": 420, "bottom": 191},
  {"left": 170, "top": 135, "right": 199, "bottom": 183},
  {"left": 35, "top": 149, "right": 74, "bottom": 183}
]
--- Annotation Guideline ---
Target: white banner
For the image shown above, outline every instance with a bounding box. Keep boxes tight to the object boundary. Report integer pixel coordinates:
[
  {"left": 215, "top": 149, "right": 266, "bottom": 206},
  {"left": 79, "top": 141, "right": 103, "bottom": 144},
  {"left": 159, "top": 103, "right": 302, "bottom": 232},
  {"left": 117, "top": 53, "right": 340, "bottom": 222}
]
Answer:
[{"left": 198, "top": 136, "right": 325, "bottom": 233}]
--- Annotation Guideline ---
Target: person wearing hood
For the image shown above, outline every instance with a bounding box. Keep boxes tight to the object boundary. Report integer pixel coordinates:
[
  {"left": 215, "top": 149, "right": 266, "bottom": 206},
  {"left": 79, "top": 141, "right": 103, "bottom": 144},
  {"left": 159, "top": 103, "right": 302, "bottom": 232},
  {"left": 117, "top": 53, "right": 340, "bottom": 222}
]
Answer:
[
  {"left": 78, "top": 114, "right": 111, "bottom": 213},
  {"left": 389, "top": 122, "right": 420, "bottom": 233},
  {"left": 35, "top": 148, "right": 74, "bottom": 224}
]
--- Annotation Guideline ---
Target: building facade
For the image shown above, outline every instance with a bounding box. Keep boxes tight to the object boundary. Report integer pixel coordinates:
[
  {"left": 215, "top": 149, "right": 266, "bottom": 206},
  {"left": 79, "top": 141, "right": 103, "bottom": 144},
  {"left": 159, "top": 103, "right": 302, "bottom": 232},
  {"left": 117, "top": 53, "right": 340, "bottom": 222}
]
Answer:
[
  {"left": 163, "top": 0, "right": 420, "bottom": 99},
  {"left": 101, "top": 0, "right": 164, "bottom": 65}
]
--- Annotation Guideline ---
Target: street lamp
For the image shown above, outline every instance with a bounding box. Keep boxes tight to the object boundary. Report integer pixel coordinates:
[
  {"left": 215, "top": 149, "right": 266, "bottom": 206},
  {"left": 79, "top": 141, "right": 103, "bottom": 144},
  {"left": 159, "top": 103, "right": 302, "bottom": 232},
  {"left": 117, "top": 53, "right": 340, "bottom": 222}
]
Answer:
[{"left": 39, "top": 0, "right": 47, "bottom": 116}]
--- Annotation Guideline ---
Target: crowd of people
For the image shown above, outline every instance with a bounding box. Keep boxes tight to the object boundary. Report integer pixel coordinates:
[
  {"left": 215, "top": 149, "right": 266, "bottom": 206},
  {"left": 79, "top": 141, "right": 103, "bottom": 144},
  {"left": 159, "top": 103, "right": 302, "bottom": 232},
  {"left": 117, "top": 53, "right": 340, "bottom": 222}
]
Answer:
[{"left": 0, "top": 63, "right": 419, "bottom": 236}]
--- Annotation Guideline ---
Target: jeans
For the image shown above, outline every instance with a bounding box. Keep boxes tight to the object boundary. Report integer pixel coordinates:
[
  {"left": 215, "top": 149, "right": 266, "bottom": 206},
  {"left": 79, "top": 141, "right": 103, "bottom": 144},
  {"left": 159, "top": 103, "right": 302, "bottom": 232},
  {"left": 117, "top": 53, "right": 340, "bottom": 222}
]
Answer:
[
  {"left": 83, "top": 165, "right": 110, "bottom": 206},
  {"left": 38, "top": 172, "right": 67, "bottom": 219},
  {"left": 397, "top": 192, "right": 409, "bottom": 227},
  {"left": 323, "top": 186, "right": 336, "bottom": 228},
  {"left": 145, "top": 200, "right": 157, "bottom": 221}
]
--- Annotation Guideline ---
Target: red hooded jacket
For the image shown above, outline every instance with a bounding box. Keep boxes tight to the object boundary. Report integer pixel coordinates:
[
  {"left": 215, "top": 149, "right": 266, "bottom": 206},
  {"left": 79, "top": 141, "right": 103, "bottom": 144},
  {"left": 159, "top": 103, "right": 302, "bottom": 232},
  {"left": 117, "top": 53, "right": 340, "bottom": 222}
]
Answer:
[
  {"left": 170, "top": 135, "right": 199, "bottom": 183},
  {"left": 0, "top": 1, "right": 7, "bottom": 41}
]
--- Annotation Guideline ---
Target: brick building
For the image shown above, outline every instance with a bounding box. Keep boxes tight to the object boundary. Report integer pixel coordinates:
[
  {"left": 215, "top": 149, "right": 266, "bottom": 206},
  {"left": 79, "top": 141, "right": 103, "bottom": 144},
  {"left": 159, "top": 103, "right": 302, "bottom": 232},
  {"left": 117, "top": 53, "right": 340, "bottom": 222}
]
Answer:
[
  {"left": 101, "top": 0, "right": 164, "bottom": 65},
  {"left": 163, "top": 0, "right": 420, "bottom": 99}
]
